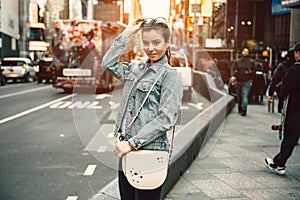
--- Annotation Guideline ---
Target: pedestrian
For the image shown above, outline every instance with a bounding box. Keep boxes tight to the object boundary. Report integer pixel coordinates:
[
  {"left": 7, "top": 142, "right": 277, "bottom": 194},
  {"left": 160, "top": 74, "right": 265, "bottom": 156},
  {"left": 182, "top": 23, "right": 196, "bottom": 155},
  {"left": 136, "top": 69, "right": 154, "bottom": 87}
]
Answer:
[
  {"left": 218, "top": 55, "right": 231, "bottom": 84},
  {"left": 251, "top": 59, "right": 266, "bottom": 103},
  {"left": 101, "top": 17, "right": 183, "bottom": 200},
  {"left": 268, "top": 49, "right": 295, "bottom": 113},
  {"left": 265, "top": 42, "right": 300, "bottom": 175},
  {"left": 229, "top": 48, "right": 256, "bottom": 116}
]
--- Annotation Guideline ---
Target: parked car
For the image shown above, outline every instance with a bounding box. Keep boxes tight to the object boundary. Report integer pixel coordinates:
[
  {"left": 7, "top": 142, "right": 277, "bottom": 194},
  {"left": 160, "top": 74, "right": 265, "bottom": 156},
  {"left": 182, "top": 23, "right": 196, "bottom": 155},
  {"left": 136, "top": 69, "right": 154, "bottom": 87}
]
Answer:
[
  {"left": 0, "top": 65, "right": 6, "bottom": 85},
  {"left": 36, "top": 57, "right": 54, "bottom": 83},
  {"left": 1, "top": 57, "right": 36, "bottom": 83},
  {"left": 170, "top": 49, "right": 193, "bottom": 101}
]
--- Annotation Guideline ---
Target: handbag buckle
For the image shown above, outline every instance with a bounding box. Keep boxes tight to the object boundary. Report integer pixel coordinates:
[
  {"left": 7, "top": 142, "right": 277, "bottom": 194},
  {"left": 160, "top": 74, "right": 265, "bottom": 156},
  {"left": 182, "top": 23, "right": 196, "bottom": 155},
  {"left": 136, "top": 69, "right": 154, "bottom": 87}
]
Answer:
[{"left": 119, "top": 134, "right": 125, "bottom": 141}]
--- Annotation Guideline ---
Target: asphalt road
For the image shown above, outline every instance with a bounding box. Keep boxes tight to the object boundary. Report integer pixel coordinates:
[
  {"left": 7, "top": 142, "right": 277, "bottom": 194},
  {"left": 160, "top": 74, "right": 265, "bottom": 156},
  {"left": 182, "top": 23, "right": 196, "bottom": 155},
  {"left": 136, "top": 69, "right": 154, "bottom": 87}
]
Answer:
[{"left": 0, "top": 82, "right": 209, "bottom": 200}]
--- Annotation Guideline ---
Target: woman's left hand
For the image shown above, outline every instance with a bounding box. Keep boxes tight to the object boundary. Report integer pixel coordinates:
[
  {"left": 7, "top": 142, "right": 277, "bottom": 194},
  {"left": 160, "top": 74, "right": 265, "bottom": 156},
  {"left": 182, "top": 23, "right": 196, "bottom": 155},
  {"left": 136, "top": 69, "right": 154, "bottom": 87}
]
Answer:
[
  {"left": 122, "top": 17, "right": 144, "bottom": 38},
  {"left": 114, "top": 141, "right": 132, "bottom": 158}
]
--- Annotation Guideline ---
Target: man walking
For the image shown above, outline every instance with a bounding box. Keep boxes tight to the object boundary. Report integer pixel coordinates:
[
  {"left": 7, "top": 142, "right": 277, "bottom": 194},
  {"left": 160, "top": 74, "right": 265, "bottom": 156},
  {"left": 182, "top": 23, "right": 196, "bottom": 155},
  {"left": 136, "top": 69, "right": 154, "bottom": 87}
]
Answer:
[
  {"left": 265, "top": 42, "right": 300, "bottom": 175},
  {"left": 268, "top": 49, "right": 295, "bottom": 113},
  {"left": 230, "top": 48, "right": 255, "bottom": 116}
]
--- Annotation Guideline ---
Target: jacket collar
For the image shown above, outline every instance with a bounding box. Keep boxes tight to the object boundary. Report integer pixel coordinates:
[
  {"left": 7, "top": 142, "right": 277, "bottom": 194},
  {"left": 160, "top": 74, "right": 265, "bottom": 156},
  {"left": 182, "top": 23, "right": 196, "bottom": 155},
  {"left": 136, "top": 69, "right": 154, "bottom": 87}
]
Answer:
[{"left": 145, "top": 56, "right": 168, "bottom": 73}]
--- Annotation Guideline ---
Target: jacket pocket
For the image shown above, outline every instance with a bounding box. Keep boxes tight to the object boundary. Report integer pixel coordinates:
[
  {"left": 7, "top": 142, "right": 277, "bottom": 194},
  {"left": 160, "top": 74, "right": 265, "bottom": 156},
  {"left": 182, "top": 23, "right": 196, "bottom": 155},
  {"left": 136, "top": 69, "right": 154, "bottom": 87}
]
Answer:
[{"left": 136, "top": 81, "right": 155, "bottom": 100}]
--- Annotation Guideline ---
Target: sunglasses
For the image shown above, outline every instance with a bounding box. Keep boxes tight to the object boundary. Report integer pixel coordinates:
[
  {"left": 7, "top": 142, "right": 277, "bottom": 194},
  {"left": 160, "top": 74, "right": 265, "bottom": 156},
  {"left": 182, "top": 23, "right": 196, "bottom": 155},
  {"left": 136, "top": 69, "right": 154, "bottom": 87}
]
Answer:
[{"left": 143, "top": 17, "right": 168, "bottom": 26}]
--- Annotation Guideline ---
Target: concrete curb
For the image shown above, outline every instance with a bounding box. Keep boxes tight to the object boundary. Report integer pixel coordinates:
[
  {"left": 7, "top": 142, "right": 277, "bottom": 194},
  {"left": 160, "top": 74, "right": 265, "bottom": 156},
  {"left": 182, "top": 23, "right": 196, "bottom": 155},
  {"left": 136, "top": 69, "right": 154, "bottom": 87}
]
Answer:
[{"left": 161, "top": 71, "right": 235, "bottom": 198}]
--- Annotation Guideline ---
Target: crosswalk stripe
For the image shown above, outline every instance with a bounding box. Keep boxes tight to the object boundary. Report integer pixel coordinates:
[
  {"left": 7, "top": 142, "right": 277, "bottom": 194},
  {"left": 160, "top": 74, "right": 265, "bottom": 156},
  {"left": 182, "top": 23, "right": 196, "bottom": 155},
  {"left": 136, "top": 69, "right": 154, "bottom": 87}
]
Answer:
[{"left": 83, "top": 165, "right": 97, "bottom": 176}]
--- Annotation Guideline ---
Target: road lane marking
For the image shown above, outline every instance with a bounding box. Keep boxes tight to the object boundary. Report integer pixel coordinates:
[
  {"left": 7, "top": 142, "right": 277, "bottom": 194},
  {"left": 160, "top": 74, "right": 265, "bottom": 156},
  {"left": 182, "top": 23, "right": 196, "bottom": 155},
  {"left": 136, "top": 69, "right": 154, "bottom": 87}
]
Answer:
[
  {"left": 97, "top": 146, "right": 108, "bottom": 153},
  {"left": 83, "top": 164, "right": 97, "bottom": 176},
  {"left": 95, "top": 94, "right": 112, "bottom": 99},
  {"left": 0, "top": 85, "right": 51, "bottom": 99},
  {"left": 0, "top": 94, "right": 75, "bottom": 125},
  {"left": 66, "top": 196, "right": 78, "bottom": 200},
  {"left": 109, "top": 101, "right": 119, "bottom": 110},
  {"left": 187, "top": 102, "right": 204, "bottom": 110},
  {"left": 49, "top": 101, "right": 103, "bottom": 109},
  {"left": 180, "top": 106, "right": 189, "bottom": 110}
]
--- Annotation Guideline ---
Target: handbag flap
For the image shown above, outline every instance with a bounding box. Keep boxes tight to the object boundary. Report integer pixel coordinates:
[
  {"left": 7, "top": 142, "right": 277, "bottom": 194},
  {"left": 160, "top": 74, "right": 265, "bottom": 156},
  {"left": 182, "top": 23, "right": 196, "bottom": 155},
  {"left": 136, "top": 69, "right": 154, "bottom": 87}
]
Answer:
[{"left": 122, "top": 150, "right": 169, "bottom": 190}]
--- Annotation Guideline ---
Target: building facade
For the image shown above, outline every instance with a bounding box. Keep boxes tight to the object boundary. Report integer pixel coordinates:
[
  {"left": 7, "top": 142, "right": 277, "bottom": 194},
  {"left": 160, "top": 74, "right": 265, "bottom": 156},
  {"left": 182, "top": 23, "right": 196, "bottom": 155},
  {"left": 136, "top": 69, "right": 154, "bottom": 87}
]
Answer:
[{"left": 0, "top": 0, "right": 21, "bottom": 58}]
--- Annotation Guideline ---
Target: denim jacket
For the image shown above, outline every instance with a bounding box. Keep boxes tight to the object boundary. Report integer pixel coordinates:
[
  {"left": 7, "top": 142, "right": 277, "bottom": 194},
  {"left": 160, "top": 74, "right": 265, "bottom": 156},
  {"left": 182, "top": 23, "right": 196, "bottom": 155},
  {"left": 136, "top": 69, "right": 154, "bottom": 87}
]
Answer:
[{"left": 101, "top": 33, "right": 183, "bottom": 151}]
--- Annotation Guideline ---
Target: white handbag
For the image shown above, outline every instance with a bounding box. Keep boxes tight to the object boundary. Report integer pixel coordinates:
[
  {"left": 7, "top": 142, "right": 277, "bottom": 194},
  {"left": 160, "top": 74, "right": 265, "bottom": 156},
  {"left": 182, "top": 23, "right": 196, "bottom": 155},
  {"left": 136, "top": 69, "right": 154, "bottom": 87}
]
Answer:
[
  {"left": 121, "top": 68, "right": 175, "bottom": 190},
  {"left": 122, "top": 150, "right": 169, "bottom": 190}
]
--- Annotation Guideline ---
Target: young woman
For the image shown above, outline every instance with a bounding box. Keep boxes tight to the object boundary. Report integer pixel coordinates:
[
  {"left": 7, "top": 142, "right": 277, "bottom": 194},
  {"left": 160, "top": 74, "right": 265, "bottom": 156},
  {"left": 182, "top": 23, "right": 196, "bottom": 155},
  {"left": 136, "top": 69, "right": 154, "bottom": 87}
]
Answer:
[{"left": 101, "top": 18, "right": 183, "bottom": 200}]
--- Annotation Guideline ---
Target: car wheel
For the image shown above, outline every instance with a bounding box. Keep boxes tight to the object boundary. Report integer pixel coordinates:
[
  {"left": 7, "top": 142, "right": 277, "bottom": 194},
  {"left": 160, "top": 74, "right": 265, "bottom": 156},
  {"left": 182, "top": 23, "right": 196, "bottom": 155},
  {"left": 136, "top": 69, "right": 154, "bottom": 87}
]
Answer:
[
  {"left": 1, "top": 78, "right": 5, "bottom": 85},
  {"left": 37, "top": 77, "right": 42, "bottom": 84},
  {"left": 64, "top": 88, "right": 73, "bottom": 94},
  {"left": 23, "top": 74, "right": 29, "bottom": 82}
]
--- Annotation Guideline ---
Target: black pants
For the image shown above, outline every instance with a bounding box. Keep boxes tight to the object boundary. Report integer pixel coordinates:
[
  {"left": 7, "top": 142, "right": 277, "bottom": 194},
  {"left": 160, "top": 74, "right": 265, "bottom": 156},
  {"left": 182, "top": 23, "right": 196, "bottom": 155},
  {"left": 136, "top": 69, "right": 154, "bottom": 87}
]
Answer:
[
  {"left": 273, "top": 118, "right": 300, "bottom": 167},
  {"left": 278, "top": 98, "right": 284, "bottom": 113},
  {"left": 118, "top": 162, "right": 163, "bottom": 200}
]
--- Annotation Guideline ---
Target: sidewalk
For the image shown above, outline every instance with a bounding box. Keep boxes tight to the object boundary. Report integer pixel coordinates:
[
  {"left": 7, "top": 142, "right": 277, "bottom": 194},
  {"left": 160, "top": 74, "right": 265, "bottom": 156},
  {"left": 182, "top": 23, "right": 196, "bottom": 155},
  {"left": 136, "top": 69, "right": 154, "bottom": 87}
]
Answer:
[{"left": 165, "top": 101, "right": 300, "bottom": 200}]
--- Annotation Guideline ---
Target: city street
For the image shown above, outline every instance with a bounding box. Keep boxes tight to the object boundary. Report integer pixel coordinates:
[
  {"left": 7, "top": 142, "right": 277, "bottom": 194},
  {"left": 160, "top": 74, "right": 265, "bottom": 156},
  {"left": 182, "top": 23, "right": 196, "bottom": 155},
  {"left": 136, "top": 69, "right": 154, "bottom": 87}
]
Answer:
[
  {"left": 0, "top": 82, "right": 208, "bottom": 200},
  {"left": 0, "top": 83, "right": 117, "bottom": 200},
  {"left": 1, "top": 0, "right": 299, "bottom": 199}
]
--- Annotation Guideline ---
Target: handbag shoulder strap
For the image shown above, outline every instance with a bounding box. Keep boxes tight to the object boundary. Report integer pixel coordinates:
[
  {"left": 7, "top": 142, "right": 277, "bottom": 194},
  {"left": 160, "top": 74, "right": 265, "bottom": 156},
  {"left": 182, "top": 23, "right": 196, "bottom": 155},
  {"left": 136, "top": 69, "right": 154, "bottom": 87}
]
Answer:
[
  {"left": 127, "top": 67, "right": 166, "bottom": 130},
  {"left": 127, "top": 65, "right": 176, "bottom": 165}
]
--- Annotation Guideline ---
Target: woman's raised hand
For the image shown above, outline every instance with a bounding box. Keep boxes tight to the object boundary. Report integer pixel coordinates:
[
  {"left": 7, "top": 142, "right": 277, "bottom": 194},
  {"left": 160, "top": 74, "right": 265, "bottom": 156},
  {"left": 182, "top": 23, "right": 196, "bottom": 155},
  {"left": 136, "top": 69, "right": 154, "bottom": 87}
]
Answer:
[{"left": 123, "top": 17, "right": 144, "bottom": 38}]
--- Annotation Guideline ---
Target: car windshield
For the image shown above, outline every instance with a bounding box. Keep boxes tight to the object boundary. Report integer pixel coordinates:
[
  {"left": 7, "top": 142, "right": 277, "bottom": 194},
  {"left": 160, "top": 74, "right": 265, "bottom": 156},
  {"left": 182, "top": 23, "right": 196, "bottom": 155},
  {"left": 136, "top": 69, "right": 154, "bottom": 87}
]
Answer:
[
  {"left": 29, "top": 28, "right": 46, "bottom": 41},
  {"left": 2, "top": 61, "right": 26, "bottom": 66}
]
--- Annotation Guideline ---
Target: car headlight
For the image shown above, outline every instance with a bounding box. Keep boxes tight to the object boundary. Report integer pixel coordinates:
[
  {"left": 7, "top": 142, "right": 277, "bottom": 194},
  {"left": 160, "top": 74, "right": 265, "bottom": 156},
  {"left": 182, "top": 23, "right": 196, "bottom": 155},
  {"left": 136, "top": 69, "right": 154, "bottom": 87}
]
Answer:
[{"left": 22, "top": 67, "right": 26, "bottom": 74}]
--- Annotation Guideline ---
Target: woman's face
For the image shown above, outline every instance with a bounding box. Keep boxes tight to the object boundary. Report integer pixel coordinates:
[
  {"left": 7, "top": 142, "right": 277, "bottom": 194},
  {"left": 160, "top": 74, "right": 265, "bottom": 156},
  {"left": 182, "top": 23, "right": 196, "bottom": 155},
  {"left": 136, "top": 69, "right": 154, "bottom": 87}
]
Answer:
[{"left": 142, "top": 29, "right": 169, "bottom": 64}]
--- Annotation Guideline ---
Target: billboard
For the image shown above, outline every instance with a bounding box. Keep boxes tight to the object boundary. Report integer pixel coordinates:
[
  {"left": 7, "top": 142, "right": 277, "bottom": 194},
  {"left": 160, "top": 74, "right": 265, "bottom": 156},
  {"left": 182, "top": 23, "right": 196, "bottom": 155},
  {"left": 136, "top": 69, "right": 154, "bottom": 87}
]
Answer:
[
  {"left": 189, "top": 0, "right": 213, "bottom": 17},
  {"left": 272, "top": 0, "right": 291, "bottom": 15},
  {"left": 282, "top": 0, "right": 300, "bottom": 7},
  {"left": 0, "top": 0, "right": 19, "bottom": 39}
]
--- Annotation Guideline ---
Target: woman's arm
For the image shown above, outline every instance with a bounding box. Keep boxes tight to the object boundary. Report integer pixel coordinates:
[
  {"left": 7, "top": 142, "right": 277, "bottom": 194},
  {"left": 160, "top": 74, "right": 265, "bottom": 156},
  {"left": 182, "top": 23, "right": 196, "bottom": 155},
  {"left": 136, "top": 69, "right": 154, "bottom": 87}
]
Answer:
[{"left": 101, "top": 18, "right": 144, "bottom": 81}]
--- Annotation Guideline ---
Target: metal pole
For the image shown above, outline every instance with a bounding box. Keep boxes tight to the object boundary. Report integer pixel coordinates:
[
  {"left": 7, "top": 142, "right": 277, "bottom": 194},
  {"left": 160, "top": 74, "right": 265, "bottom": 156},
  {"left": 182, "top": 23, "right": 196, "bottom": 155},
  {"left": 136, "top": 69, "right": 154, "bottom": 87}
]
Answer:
[
  {"left": 252, "top": 1, "right": 256, "bottom": 39},
  {"left": 193, "top": 12, "right": 197, "bottom": 68},
  {"left": 234, "top": 0, "right": 238, "bottom": 48},
  {"left": 224, "top": 1, "right": 228, "bottom": 42}
]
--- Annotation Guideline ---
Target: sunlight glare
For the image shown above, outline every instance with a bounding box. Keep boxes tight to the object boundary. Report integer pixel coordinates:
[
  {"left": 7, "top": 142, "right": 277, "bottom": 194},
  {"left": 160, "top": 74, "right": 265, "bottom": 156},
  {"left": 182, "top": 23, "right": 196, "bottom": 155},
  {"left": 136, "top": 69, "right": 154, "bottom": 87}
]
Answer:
[{"left": 140, "top": 0, "right": 170, "bottom": 18}]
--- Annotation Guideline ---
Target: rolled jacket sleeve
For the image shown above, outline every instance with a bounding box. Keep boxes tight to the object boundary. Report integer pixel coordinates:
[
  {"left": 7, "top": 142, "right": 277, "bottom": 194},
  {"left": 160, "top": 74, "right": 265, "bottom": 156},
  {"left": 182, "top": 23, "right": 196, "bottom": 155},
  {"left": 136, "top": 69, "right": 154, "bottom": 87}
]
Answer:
[{"left": 101, "top": 33, "right": 131, "bottom": 81}]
